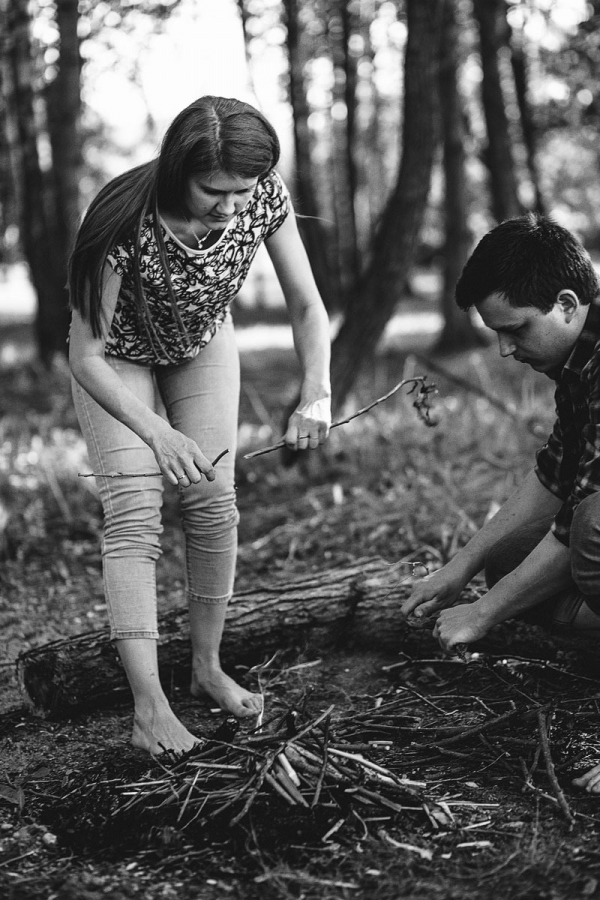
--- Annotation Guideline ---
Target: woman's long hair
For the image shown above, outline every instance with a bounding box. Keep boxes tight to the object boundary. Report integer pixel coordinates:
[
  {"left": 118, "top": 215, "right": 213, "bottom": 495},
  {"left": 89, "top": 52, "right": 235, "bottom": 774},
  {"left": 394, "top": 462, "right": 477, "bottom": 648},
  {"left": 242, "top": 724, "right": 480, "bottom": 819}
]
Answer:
[{"left": 68, "top": 96, "right": 280, "bottom": 360}]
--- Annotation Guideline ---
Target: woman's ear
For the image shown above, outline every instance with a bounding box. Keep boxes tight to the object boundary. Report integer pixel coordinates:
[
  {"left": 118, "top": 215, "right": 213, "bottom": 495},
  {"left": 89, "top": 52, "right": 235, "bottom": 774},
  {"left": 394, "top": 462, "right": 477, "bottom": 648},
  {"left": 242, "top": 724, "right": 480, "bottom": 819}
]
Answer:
[{"left": 556, "top": 289, "right": 579, "bottom": 322}]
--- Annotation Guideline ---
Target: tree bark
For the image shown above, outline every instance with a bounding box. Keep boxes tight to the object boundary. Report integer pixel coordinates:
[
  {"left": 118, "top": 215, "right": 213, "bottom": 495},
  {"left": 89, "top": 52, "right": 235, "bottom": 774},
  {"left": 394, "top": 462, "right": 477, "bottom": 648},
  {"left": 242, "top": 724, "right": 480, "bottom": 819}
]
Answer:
[
  {"left": 283, "top": 0, "right": 340, "bottom": 311},
  {"left": 7, "top": 0, "right": 70, "bottom": 365},
  {"left": 436, "top": 0, "right": 485, "bottom": 352},
  {"left": 472, "top": 0, "right": 521, "bottom": 223},
  {"left": 16, "top": 558, "right": 469, "bottom": 718},
  {"left": 330, "top": 0, "right": 444, "bottom": 411},
  {"left": 45, "top": 0, "right": 83, "bottom": 269},
  {"left": 0, "top": 0, "right": 17, "bottom": 256},
  {"left": 328, "top": 0, "right": 360, "bottom": 295},
  {"left": 508, "top": 21, "right": 545, "bottom": 215}
]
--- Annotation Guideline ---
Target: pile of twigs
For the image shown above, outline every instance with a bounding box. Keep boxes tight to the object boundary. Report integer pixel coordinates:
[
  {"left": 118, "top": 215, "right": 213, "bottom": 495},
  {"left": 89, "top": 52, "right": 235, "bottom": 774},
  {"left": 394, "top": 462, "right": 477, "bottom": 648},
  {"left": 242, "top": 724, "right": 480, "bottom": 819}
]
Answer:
[
  {"left": 366, "top": 645, "right": 600, "bottom": 827},
  {"left": 110, "top": 704, "right": 443, "bottom": 841},
  {"left": 30, "top": 638, "right": 600, "bottom": 858}
]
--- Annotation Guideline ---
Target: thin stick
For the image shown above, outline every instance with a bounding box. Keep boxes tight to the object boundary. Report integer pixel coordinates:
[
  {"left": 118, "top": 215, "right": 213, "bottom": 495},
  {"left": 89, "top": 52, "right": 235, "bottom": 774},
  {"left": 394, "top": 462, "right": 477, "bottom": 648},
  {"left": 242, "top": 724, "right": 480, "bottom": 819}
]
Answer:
[
  {"left": 536, "top": 708, "right": 575, "bottom": 825},
  {"left": 417, "top": 705, "right": 544, "bottom": 749},
  {"left": 79, "top": 449, "right": 229, "bottom": 478},
  {"left": 242, "top": 376, "right": 431, "bottom": 459},
  {"left": 311, "top": 714, "right": 330, "bottom": 807}
]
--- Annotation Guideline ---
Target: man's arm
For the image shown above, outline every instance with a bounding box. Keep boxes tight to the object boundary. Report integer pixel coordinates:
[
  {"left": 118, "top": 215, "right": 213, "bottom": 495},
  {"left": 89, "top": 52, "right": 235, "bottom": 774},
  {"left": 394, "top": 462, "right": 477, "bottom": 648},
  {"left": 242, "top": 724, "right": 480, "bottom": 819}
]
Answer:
[
  {"left": 400, "top": 470, "right": 563, "bottom": 620},
  {"left": 433, "top": 528, "right": 572, "bottom": 651}
]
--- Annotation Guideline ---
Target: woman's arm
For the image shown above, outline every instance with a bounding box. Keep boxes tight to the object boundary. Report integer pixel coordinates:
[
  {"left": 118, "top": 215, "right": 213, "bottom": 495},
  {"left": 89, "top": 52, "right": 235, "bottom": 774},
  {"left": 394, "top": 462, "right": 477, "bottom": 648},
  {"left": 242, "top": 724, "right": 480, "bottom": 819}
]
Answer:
[
  {"left": 265, "top": 211, "right": 332, "bottom": 449},
  {"left": 69, "top": 265, "right": 215, "bottom": 486}
]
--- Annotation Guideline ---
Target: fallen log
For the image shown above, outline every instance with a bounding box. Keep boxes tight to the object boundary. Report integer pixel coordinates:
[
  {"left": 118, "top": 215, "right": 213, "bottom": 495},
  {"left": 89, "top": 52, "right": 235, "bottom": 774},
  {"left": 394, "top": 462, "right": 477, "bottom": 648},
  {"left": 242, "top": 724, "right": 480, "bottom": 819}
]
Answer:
[{"left": 16, "top": 557, "right": 467, "bottom": 718}]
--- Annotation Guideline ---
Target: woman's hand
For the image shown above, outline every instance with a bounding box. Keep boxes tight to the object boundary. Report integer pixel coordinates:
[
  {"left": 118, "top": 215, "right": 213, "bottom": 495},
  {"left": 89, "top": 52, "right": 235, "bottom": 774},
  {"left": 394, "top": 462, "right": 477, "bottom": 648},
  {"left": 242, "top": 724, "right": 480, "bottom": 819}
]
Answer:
[
  {"left": 150, "top": 421, "right": 216, "bottom": 487},
  {"left": 284, "top": 396, "right": 331, "bottom": 451},
  {"left": 399, "top": 565, "right": 468, "bottom": 621}
]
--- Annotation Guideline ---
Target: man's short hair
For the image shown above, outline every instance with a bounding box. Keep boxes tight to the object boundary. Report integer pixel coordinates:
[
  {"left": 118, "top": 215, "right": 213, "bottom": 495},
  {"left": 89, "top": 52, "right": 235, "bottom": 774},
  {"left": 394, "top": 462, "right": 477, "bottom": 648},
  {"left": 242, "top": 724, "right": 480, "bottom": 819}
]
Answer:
[{"left": 455, "top": 214, "right": 600, "bottom": 312}]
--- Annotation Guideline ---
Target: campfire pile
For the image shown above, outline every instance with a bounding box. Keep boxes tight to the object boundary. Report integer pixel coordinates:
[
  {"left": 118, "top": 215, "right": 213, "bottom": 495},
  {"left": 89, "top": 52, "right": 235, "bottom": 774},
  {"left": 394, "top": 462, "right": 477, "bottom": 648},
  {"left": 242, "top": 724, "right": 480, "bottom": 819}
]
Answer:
[
  {"left": 110, "top": 703, "right": 448, "bottom": 842},
  {"left": 28, "top": 642, "right": 600, "bottom": 857}
]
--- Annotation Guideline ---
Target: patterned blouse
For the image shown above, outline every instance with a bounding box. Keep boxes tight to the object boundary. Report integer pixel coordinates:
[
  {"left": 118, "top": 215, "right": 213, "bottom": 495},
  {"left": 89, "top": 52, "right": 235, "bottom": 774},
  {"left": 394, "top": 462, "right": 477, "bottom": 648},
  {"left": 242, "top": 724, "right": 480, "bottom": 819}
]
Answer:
[
  {"left": 105, "top": 170, "right": 290, "bottom": 365},
  {"left": 535, "top": 295, "right": 600, "bottom": 546}
]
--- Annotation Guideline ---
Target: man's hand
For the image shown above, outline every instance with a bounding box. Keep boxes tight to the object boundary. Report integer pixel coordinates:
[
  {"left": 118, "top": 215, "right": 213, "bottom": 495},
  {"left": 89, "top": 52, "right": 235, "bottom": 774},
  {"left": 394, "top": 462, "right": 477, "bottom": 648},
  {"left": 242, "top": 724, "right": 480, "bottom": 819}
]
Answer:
[
  {"left": 572, "top": 763, "right": 600, "bottom": 795},
  {"left": 432, "top": 601, "right": 491, "bottom": 653},
  {"left": 400, "top": 565, "right": 467, "bottom": 621}
]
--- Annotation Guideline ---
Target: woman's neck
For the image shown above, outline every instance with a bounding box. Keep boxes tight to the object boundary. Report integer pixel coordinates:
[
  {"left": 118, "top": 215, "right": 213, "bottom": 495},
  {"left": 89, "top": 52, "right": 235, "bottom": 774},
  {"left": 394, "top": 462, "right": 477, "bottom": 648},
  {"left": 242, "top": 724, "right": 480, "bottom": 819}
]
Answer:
[{"left": 160, "top": 210, "right": 211, "bottom": 250}]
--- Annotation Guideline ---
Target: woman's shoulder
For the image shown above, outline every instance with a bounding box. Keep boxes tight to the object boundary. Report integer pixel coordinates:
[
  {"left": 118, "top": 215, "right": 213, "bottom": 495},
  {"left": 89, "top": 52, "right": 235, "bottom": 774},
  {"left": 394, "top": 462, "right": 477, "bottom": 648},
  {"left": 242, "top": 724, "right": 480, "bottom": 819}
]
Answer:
[
  {"left": 249, "top": 170, "right": 291, "bottom": 222},
  {"left": 254, "top": 169, "right": 289, "bottom": 203}
]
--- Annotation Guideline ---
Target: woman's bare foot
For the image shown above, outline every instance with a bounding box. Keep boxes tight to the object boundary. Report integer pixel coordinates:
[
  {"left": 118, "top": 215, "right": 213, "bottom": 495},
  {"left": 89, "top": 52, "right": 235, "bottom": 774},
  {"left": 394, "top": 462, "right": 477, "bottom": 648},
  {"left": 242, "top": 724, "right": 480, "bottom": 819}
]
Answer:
[
  {"left": 572, "top": 762, "right": 600, "bottom": 794},
  {"left": 191, "top": 664, "right": 262, "bottom": 719},
  {"left": 131, "top": 698, "right": 200, "bottom": 756}
]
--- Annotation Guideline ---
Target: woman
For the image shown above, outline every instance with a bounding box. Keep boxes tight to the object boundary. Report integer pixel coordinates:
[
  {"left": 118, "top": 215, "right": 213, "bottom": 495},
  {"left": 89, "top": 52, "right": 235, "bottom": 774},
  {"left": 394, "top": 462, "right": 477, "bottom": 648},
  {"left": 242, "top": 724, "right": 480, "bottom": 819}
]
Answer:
[{"left": 68, "top": 96, "right": 331, "bottom": 756}]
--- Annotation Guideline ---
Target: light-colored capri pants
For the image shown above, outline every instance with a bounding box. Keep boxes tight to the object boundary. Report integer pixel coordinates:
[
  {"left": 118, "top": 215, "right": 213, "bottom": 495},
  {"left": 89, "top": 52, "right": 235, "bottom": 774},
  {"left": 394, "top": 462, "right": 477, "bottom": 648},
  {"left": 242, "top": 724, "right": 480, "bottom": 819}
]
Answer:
[{"left": 72, "top": 316, "right": 240, "bottom": 640}]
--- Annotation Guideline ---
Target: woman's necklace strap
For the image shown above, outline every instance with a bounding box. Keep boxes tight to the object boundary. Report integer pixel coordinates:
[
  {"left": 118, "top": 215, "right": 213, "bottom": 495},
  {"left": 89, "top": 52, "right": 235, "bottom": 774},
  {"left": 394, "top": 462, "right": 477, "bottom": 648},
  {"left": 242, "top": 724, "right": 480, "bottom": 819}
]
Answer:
[{"left": 184, "top": 214, "right": 213, "bottom": 250}]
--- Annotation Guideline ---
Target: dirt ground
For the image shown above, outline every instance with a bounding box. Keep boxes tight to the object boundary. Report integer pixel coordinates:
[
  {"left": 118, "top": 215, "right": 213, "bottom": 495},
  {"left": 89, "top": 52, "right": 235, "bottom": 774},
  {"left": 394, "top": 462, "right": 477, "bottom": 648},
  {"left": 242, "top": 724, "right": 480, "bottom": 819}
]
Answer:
[{"left": 1, "top": 318, "right": 600, "bottom": 899}]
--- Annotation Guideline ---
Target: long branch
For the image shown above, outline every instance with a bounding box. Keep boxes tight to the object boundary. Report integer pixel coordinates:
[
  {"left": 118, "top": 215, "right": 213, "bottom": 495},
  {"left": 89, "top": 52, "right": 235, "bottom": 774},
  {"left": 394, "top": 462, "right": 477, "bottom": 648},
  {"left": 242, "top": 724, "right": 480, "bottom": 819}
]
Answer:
[{"left": 243, "top": 376, "right": 432, "bottom": 460}]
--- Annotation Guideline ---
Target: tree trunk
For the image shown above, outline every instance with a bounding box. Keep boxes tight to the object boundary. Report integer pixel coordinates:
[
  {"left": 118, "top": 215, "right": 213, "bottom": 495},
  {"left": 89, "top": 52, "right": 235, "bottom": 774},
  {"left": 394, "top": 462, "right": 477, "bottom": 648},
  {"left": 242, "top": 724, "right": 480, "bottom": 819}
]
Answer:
[
  {"left": 330, "top": 0, "right": 444, "bottom": 411},
  {"left": 7, "top": 0, "right": 70, "bottom": 365},
  {"left": 0, "top": 1, "right": 17, "bottom": 256},
  {"left": 328, "top": 0, "right": 360, "bottom": 296},
  {"left": 283, "top": 0, "right": 340, "bottom": 311},
  {"left": 472, "top": 0, "right": 521, "bottom": 223},
  {"left": 436, "top": 0, "right": 485, "bottom": 352},
  {"left": 508, "top": 22, "right": 545, "bottom": 215},
  {"left": 44, "top": 0, "right": 82, "bottom": 355},
  {"left": 17, "top": 558, "right": 473, "bottom": 718},
  {"left": 358, "top": 0, "right": 387, "bottom": 240}
]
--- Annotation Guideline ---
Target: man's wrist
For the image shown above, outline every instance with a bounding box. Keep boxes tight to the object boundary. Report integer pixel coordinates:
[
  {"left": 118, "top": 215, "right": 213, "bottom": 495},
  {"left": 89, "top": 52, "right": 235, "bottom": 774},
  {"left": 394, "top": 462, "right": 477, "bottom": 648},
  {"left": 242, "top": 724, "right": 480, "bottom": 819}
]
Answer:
[
  {"left": 444, "top": 552, "right": 481, "bottom": 587},
  {"left": 472, "top": 591, "right": 513, "bottom": 630}
]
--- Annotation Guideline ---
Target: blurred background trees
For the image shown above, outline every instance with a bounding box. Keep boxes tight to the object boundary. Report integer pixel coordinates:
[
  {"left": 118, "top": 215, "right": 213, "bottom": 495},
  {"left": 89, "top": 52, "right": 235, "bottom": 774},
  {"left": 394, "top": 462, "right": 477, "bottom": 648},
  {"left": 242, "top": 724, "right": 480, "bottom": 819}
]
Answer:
[{"left": 1, "top": 0, "right": 599, "bottom": 404}]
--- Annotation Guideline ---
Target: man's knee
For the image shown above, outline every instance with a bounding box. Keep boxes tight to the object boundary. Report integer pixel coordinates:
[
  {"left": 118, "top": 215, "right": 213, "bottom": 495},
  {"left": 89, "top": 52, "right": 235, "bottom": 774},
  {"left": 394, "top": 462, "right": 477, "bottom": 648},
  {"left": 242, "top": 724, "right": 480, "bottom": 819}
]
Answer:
[
  {"left": 484, "top": 515, "right": 554, "bottom": 589},
  {"left": 571, "top": 493, "right": 600, "bottom": 595}
]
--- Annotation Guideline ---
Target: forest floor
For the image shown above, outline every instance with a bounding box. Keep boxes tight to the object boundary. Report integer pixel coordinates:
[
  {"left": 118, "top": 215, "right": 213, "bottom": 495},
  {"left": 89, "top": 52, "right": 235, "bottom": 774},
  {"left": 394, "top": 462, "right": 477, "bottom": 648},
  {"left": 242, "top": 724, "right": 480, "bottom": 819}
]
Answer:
[{"left": 1, "top": 308, "right": 600, "bottom": 900}]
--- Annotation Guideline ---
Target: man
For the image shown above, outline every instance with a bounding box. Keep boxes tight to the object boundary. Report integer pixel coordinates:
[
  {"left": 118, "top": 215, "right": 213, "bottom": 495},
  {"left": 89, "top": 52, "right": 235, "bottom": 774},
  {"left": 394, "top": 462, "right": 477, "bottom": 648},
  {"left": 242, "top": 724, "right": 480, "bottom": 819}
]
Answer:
[{"left": 400, "top": 214, "right": 600, "bottom": 793}]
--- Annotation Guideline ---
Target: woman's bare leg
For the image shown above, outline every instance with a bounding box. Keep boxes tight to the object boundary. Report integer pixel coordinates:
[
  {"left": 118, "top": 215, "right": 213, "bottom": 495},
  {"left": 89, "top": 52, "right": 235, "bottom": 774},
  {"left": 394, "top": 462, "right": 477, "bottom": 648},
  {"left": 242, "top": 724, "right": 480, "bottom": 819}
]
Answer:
[
  {"left": 117, "top": 638, "right": 200, "bottom": 754},
  {"left": 188, "top": 601, "right": 262, "bottom": 718}
]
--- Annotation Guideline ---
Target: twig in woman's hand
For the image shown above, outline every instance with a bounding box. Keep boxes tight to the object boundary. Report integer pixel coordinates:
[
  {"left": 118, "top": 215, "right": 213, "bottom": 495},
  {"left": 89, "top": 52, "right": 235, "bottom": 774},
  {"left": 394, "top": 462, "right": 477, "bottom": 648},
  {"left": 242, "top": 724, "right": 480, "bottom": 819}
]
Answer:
[
  {"left": 78, "top": 449, "right": 229, "bottom": 478},
  {"left": 243, "top": 376, "right": 437, "bottom": 460}
]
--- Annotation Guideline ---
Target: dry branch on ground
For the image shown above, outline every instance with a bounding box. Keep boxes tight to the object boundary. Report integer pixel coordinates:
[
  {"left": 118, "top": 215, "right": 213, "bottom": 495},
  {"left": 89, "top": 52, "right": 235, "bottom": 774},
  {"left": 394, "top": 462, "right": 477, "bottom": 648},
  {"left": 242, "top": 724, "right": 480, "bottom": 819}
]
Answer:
[{"left": 17, "top": 558, "right": 480, "bottom": 717}]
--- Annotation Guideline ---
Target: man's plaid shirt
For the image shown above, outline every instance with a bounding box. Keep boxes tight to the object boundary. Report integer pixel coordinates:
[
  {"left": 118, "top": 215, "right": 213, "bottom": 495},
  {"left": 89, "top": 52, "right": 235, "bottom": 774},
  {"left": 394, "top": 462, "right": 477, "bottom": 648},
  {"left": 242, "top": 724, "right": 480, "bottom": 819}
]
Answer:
[{"left": 535, "top": 296, "right": 600, "bottom": 546}]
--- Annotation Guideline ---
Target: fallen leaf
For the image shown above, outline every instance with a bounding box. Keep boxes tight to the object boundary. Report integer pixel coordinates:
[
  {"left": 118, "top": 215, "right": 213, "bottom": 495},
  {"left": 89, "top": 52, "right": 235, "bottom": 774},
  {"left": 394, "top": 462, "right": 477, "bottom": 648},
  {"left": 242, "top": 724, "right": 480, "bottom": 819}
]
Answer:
[{"left": 0, "top": 783, "right": 25, "bottom": 809}]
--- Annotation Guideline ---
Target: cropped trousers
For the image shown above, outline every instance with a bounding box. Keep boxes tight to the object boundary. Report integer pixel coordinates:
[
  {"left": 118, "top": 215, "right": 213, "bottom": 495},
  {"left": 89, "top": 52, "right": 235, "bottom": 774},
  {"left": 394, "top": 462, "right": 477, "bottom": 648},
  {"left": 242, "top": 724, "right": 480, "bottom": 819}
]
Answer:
[{"left": 72, "top": 317, "right": 240, "bottom": 640}]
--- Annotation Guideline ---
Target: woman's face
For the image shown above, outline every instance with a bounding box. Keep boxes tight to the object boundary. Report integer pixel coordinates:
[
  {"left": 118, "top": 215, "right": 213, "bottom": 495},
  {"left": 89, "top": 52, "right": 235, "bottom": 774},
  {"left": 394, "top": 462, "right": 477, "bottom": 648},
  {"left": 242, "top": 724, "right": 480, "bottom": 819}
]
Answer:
[{"left": 184, "top": 171, "right": 258, "bottom": 230}]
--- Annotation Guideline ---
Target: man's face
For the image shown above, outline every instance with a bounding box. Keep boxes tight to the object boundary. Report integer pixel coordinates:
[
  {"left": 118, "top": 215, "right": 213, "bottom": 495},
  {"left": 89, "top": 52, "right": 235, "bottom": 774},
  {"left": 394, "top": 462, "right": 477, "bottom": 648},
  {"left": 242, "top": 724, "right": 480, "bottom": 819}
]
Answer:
[{"left": 477, "top": 291, "right": 581, "bottom": 373}]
